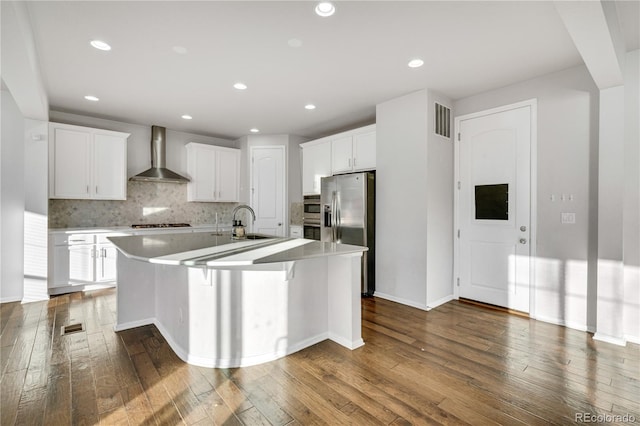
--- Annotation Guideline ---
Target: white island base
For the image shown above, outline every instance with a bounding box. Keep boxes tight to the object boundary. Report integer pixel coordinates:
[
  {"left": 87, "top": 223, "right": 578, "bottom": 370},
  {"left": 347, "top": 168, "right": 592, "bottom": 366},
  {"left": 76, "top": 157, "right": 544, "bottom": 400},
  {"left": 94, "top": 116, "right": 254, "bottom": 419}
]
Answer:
[{"left": 115, "top": 252, "right": 364, "bottom": 368}]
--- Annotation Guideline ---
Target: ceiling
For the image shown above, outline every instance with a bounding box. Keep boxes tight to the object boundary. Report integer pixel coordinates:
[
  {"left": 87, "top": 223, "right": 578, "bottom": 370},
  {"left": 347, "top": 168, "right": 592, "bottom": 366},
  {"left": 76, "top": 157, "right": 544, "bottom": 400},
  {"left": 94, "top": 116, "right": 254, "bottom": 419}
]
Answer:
[{"left": 25, "top": 1, "right": 639, "bottom": 140}]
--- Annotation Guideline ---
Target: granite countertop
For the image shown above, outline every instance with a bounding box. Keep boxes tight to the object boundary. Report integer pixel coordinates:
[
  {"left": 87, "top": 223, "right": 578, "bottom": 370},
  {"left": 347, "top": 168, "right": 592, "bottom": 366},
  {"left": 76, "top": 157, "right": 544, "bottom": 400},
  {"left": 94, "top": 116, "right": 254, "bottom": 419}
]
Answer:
[
  {"left": 108, "top": 232, "right": 367, "bottom": 267},
  {"left": 49, "top": 224, "right": 231, "bottom": 234}
]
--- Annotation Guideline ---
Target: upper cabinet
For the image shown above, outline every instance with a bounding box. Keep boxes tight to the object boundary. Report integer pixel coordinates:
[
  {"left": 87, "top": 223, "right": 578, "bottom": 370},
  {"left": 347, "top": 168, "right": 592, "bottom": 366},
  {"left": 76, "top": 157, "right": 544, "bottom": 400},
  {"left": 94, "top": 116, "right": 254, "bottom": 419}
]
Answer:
[
  {"left": 186, "top": 143, "right": 240, "bottom": 202},
  {"left": 331, "top": 127, "right": 376, "bottom": 174},
  {"left": 301, "top": 138, "right": 332, "bottom": 195},
  {"left": 49, "top": 122, "right": 129, "bottom": 200},
  {"left": 301, "top": 124, "right": 376, "bottom": 195}
]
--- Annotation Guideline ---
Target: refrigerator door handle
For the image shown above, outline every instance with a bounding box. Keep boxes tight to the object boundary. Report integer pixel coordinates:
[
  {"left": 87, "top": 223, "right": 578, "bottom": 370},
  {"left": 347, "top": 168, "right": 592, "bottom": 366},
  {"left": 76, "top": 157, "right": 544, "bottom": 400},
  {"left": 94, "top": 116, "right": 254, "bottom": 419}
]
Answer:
[
  {"left": 332, "top": 191, "right": 338, "bottom": 242},
  {"left": 336, "top": 193, "right": 341, "bottom": 241}
]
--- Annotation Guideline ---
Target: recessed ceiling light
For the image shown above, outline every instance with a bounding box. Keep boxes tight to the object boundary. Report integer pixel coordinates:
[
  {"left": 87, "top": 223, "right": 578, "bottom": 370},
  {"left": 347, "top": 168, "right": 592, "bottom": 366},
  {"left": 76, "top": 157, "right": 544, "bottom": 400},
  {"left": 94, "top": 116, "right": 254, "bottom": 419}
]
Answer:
[
  {"left": 408, "top": 59, "right": 424, "bottom": 68},
  {"left": 181, "top": 115, "right": 193, "bottom": 120},
  {"left": 250, "top": 128, "right": 260, "bottom": 133},
  {"left": 90, "top": 40, "right": 111, "bottom": 51},
  {"left": 84, "top": 95, "right": 99, "bottom": 102},
  {"left": 315, "top": 2, "right": 335, "bottom": 17},
  {"left": 234, "top": 82, "right": 248, "bottom": 90},
  {"left": 172, "top": 46, "right": 188, "bottom": 55},
  {"left": 305, "top": 104, "right": 316, "bottom": 110}
]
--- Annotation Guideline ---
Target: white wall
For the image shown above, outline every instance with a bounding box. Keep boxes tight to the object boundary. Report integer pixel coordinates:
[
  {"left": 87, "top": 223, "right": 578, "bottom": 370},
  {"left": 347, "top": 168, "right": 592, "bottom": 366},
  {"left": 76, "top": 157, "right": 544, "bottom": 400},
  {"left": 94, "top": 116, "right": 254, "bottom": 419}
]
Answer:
[
  {"left": 237, "top": 134, "right": 306, "bottom": 231},
  {"left": 376, "top": 90, "right": 429, "bottom": 308},
  {"left": 1, "top": 88, "right": 26, "bottom": 302},
  {"left": 24, "top": 119, "right": 48, "bottom": 214},
  {"left": 288, "top": 135, "right": 306, "bottom": 205},
  {"left": 455, "top": 64, "right": 600, "bottom": 331},
  {"left": 23, "top": 119, "right": 49, "bottom": 302},
  {"left": 623, "top": 50, "right": 640, "bottom": 343},
  {"left": 425, "top": 91, "right": 454, "bottom": 306},
  {"left": 454, "top": 57, "right": 640, "bottom": 343},
  {"left": 48, "top": 111, "right": 235, "bottom": 179},
  {"left": 376, "top": 90, "right": 455, "bottom": 309}
]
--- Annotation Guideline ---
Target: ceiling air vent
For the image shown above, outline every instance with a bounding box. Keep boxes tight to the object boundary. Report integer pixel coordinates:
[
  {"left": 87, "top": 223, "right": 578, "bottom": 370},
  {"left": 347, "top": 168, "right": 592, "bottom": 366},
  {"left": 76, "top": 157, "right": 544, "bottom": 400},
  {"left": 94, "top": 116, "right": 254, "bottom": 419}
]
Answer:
[{"left": 434, "top": 103, "right": 451, "bottom": 139}]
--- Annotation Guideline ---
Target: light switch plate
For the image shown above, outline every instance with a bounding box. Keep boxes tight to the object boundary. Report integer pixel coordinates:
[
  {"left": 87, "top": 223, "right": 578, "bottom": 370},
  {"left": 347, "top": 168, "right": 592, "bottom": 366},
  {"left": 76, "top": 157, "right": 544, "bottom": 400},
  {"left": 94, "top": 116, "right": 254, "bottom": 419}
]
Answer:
[{"left": 561, "top": 212, "right": 576, "bottom": 224}]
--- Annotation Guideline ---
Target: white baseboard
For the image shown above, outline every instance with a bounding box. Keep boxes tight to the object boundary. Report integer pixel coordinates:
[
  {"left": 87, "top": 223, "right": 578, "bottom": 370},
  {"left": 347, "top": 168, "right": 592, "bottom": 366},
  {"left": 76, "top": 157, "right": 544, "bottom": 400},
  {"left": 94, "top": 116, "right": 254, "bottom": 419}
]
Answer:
[
  {"left": 114, "top": 318, "right": 155, "bottom": 332},
  {"left": 328, "top": 333, "right": 365, "bottom": 350},
  {"left": 427, "top": 294, "right": 455, "bottom": 310},
  {"left": 154, "top": 318, "right": 332, "bottom": 368},
  {"left": 0, "top": 296, "right": 22, "bottom": 304},
  {"left": 373, "top": 291, "right": 429, "bottom": 311},
  {"left": 533, "top": 314, "right": 594, "bottom": 333},
  {"left": 593, "top": 332, "right": 627, "bottom": 346},
  {"left": 625, "top": 334, "right": 640, "bottom": 345}
]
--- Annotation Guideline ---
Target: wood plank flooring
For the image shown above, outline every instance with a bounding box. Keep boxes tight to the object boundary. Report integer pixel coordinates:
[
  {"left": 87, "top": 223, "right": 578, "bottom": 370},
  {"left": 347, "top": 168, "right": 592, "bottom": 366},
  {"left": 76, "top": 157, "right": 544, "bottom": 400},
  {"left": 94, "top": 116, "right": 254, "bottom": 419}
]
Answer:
[{"left": 1, "top": 288, "right": 638, "bottom": 425}]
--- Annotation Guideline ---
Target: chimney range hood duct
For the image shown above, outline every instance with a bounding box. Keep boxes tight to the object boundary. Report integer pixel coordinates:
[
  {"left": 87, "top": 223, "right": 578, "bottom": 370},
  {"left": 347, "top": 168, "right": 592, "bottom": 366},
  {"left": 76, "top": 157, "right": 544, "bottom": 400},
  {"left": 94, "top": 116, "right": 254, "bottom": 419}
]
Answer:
[{"left": 129, "top": 125, "right": 190, "bottom": 183}]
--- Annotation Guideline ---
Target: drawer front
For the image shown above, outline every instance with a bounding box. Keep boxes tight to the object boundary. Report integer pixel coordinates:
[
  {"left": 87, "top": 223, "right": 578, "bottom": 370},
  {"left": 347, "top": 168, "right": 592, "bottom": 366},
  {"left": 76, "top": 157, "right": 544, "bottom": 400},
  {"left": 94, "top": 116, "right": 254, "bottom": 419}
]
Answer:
[{"left": 54, "top": 233, "right": 95, "bottom": 246}]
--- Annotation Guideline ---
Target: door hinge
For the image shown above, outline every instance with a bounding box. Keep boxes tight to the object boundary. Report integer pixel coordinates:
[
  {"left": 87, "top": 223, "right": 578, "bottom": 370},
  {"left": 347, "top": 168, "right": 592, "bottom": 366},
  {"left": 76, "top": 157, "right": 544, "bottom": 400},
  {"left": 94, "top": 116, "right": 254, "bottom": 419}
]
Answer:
[
  {"left": 457, "top": 277, "right": 460, "bottom": 287},
  {"left": 458, "top": 133, "right": 461, "bottom": 141},
  {"left": 457, "top": 229, "right": 460, "bottom": 238},
  {"left": 457, "top": 181, "right": 461, "bottom": 190}
]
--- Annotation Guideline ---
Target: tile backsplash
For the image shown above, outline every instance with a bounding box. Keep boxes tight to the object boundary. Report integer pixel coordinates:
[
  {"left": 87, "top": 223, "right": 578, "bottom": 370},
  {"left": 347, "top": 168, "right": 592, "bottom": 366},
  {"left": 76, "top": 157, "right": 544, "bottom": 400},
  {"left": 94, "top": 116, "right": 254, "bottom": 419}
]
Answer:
[
  {"left": 290, "top": 202, "right": 303, "bottom": 226},
  {"left": 49, "top": 181, "right": 237, "bottom": 228}
]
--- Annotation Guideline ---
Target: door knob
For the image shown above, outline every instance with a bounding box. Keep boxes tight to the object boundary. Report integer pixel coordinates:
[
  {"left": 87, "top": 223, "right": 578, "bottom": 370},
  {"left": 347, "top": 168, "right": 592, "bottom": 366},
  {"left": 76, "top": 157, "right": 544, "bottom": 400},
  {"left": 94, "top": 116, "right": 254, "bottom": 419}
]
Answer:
[
  {"left": 520, "top": 225, "right": 527, "bottom": 232},
  {"left": 519, "top": 238, "right": 527, "bottom": 244},
  {"left": 278, "top": 223, "right": 282, "bottom": 226}
]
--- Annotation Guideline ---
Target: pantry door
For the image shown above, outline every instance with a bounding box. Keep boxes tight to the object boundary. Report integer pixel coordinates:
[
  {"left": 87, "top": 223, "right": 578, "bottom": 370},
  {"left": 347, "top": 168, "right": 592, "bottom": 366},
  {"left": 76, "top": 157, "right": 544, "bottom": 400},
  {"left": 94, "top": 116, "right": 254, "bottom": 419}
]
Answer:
[
  {"left": 456, "top": 101, "right": 535, "bottom": 313},
  {"left": 250, "top": 146, "right": 285, "bottom": 237}
]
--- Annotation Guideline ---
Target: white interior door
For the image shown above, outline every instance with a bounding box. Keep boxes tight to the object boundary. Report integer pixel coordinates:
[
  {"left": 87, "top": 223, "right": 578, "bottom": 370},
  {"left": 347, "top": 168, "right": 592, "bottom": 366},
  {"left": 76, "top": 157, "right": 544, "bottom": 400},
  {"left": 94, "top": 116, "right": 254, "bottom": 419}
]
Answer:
[
  {"left": 251, "top": 146, "right": 285, "bottom": 236},
  {"left": 457, "top": 104, "right": 532, "bottom": 313}
]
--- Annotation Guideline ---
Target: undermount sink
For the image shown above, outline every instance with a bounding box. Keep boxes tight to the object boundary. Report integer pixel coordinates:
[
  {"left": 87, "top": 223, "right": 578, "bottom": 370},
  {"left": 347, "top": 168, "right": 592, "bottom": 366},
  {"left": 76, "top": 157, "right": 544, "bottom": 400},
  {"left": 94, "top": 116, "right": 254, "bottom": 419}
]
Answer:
[
  {"left": 234, "top": 233, "right": 273, "bottom": 240},
  {"left": 246, "top": 233, "right": 273, "bottom": 240}
]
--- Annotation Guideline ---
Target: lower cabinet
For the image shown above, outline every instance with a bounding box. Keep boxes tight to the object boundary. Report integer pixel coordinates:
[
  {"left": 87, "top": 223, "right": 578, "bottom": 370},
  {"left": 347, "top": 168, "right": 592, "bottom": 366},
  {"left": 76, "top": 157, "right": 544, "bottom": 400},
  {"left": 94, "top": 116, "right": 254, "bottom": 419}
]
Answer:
[{"left": 49, "top": 232, "right": 126, "bottom": 294}]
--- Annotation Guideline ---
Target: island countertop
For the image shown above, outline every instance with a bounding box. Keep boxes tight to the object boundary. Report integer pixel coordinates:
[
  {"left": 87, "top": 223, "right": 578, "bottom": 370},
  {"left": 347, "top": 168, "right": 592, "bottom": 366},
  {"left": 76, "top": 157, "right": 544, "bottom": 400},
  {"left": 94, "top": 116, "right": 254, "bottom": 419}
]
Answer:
[{"left": 108, "top": 231, "right": 367, "bottom": 267}]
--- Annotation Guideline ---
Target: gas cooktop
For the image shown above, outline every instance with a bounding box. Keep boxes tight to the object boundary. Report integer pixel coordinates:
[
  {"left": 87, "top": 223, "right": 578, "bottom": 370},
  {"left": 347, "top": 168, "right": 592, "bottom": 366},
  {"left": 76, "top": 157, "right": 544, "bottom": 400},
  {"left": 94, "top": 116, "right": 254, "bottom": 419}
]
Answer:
[{"left": 131, "top": 223, "right": 191, "bottom": 229}]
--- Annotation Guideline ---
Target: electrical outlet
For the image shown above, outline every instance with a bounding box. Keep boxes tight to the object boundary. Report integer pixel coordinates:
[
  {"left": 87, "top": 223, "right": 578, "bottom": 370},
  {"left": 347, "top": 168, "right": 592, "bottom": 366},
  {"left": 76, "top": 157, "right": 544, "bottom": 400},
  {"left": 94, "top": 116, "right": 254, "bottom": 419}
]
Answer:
[{"left": 561, "top": 212, "right": 576, "bottom": 224}]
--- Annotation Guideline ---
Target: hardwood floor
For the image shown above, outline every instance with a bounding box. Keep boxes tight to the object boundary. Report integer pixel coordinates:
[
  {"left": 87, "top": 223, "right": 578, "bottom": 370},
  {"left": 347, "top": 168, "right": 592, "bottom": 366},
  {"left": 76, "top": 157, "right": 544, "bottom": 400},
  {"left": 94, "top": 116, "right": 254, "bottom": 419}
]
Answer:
[{"left": 1, "top": 289, "right": 638, "bottom": 425}]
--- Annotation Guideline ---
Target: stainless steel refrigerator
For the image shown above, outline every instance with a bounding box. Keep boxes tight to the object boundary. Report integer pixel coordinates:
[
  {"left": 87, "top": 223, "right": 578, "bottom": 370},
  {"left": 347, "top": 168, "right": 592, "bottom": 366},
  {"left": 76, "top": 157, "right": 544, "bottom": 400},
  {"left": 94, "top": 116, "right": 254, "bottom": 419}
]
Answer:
[{"left": 321, "top": 172, "right": 375, "bottom": 296}]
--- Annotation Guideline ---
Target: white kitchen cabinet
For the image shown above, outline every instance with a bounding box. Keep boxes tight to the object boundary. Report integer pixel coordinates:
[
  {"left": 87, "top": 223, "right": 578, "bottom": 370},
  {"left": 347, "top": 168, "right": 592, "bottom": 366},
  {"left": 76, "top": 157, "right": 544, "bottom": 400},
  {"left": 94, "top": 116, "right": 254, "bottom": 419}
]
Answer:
[
  {"left": 331, "top": 136, "right": 353, "bottom": 174},
  {"left": 186, "top": 143, "right": 240, "bottom": 202},
  {"left": 290, "top": 225, "right": 303, "bottom": 238},
  {"left": 353, "top": 130, "right": 376, "bottom": 171},
  {"left": 301, "top": 138, "right": 331, "bottom": 195},
  {"left": 331, "top": 125, "right": 376, "bottom": 174},
  {"left": 49, "top": 122, "right": 129, "bottom": 200},
  {"left": 49, "top": 232, "right": 128, "bottom": 293}
]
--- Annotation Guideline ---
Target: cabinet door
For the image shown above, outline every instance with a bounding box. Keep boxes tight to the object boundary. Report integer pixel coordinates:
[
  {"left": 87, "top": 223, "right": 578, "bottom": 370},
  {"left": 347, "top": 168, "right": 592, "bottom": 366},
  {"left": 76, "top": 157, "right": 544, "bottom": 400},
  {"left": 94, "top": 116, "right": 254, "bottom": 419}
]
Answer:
[
  {"left": 51, "top": 246, "right": 71, "bottom": 288},
  {"left": 353, "top": 131, "right": 376, "bottom": 171},
  {"left": 331, "top": 136, "right": 354, "bottom": 174},
  {"left": 302, "top": 141, "right": 331, "bottom": 195},
  {"left": 216, "top": 149, "right": 240, "bottom": 202},
  {"left": 187, "top": 145, "right": 217, "bottom": 201},
  {"left": 94, "top": 133, "right": 127, "bottom": 200},
  {"left": 68, "top": 245, "right": 96, "bottom": 284},
  {"left": 96, "top": 244, "right": 118, "bottom": 282},
  {"left": 51, "top": 127, "right": 91, "bottom": 198}
]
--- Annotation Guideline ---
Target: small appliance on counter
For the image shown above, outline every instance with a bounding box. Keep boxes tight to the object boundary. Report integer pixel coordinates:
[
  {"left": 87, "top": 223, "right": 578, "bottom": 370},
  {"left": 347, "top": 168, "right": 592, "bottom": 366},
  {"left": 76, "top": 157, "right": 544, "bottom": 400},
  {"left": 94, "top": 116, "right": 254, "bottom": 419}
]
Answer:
[{"left": 232, "top": 220, "right": 246, "bottom": 239}]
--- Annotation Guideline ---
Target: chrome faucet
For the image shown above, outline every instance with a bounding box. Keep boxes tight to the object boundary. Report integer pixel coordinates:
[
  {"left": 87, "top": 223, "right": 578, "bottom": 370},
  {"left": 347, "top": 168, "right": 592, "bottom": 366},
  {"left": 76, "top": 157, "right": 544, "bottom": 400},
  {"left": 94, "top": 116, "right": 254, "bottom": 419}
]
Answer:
[{"left": 232, "top": 204, "right": 256, "bottom": 224}]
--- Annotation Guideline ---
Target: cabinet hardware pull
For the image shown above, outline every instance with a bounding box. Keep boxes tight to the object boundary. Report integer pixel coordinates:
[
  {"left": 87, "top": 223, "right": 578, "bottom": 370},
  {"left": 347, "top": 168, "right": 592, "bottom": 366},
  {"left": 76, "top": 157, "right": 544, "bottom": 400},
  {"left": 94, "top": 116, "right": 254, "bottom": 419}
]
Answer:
[
  {"left": 348, "top": 158, "right": 351, "bottom": 167},
  {"left": 86, "top": 185, "right": 89, "bottom": 193},
  {"left": 353, "top": 158, "right": 356, "bottom": 167}
]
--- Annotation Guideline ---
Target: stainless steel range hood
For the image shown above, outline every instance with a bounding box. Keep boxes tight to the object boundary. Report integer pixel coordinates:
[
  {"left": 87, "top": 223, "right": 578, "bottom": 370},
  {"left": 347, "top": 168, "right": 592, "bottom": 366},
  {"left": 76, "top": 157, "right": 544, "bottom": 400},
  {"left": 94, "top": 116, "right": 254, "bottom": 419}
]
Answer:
[{"left": 129, "top": 125, "right": 190, "bottom": 183}]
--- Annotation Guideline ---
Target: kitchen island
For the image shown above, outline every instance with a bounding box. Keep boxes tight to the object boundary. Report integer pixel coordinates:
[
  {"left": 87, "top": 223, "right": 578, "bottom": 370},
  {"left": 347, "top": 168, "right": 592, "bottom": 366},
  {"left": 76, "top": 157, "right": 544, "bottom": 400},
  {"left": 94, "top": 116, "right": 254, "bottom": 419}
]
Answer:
[{"left": 108, "top": 231, "right": 366, "bottom": 368}]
